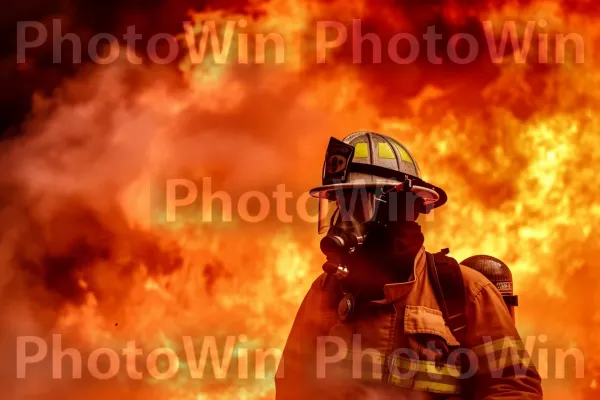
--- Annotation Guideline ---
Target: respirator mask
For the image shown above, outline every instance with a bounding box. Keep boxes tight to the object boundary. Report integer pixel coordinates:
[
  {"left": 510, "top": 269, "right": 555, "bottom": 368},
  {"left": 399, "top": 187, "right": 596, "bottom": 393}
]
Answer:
[
  {"left": 317, "top": 184, "right": 422, "bottom": 279},
  {"left": 318, "top": 188, "right": 378, "bottom": 277}
]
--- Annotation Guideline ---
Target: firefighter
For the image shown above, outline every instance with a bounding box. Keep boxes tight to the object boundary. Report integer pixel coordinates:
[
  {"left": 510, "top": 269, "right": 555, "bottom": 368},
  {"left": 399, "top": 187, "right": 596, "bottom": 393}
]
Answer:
[{"left": 275, "top": 131, "right": 543, "bottom": 399}]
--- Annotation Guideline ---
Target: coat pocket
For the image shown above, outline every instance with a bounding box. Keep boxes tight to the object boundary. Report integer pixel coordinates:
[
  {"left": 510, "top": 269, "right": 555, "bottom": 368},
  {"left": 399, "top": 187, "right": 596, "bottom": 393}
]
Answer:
[
  {"left": 389, "top": 305, "right": 463, "bottom": 395},
  {"left": 404, "top": 305, "right": 460, "bottom": 347}
]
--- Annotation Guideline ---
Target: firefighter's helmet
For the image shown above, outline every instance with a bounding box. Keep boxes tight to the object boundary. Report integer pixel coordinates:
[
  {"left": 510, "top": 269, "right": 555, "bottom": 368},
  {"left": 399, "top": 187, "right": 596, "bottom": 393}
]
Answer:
[
  {"left": 309, "top": 131, "right": 447, "bottom": 207},
  {"left": 309, "top": 131, "right": 448, "bottom": 234}
]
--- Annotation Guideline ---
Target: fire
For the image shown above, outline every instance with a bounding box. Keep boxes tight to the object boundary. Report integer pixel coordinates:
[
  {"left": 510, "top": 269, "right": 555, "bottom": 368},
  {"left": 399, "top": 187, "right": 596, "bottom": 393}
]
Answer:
[{"left": 1, "top": 0, "right": 599, "bottom": 399}]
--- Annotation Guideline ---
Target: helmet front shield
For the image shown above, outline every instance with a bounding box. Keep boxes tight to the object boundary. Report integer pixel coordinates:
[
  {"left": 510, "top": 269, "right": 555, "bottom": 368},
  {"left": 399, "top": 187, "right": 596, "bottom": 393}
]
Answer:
[{"left": 316, "top": 188, "right": 379, "bottom": 234}]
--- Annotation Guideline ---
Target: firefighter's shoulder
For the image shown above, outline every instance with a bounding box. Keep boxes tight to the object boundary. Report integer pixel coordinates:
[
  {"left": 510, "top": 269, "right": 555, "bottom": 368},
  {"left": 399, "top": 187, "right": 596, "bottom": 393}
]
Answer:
[
  {"left": 310, "top": 272, "right": 328, "bottom": 290},
  {"left": 302, "top": 272, "right": 332, "bottom": 301},
  {"left": 458, "top": 262, "right": 497, "bottom": 301}
]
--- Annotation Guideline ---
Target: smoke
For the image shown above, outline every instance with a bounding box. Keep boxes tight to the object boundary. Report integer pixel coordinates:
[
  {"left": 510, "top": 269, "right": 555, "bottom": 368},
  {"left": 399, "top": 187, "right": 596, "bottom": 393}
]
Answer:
[{"left": 0, "top": 46, "right": 366, "bottom": 397}]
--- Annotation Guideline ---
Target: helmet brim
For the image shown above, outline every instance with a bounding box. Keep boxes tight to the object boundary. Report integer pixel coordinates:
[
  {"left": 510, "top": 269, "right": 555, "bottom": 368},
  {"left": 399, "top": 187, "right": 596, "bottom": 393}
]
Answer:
[{"left": 309, "top": 179, "right": 447, "bottom": 209}]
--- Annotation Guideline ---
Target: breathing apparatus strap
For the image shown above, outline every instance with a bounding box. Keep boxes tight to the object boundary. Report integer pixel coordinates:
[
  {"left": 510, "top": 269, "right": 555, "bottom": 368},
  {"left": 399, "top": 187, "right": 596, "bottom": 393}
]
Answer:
[{"left": 426, "top": 250, "right": 468, "bottom": 345}]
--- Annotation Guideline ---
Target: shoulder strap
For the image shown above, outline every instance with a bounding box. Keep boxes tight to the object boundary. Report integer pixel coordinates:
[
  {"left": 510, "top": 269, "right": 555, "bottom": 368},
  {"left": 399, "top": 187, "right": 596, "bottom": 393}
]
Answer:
[{"left": 426, "top": 249, "right": 468, "bottom": 345}]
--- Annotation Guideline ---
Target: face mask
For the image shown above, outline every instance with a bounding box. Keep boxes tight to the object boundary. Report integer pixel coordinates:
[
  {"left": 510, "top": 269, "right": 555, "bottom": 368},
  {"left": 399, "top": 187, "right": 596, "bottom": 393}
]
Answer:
[
  {"left": 319, "top": 187, "right": 423, "bottom": 280},
  {"left": 330, "top": 222, "right": 425, "bottom": 300}
]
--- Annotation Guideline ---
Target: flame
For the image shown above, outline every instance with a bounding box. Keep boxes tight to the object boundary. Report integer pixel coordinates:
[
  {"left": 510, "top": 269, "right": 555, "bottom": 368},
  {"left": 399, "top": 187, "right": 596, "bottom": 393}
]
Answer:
[{"left": 1, "top": 0, "right": 599, "bottom": 399}]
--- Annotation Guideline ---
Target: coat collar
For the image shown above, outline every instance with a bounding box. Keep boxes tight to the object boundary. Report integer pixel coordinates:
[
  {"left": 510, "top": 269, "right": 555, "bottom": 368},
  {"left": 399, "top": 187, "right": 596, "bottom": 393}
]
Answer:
[{"left": 380, "top": 246, "right": 427, "bottom": 303}]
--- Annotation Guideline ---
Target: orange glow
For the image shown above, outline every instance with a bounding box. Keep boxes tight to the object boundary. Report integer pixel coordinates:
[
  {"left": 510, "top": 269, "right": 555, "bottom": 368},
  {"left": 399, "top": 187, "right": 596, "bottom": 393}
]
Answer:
[{"left": 1, "top": 0, "right": 599, "bottom": 399}]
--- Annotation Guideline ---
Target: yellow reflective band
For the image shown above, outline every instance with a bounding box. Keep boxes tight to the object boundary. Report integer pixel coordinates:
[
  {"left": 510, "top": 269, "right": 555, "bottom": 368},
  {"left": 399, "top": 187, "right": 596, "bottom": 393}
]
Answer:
[
  {"left": 472, "top": 338, "right": 525, "bottom": 357},
  {"left": 343, "top": 354, "right": 463, "bottom": 395},
  {"left": 388, "top": 369, "right": 461, "bottom": 394},
  {"left": 378, "top": 143, "right": 395, "bottom": 159},
  {"left": 389, "top": 376, "right": 461, "bottom": 394},
  {"left": 395, "top": 144, "right": 413, "bottom": 163},
  {"left": 472, "top": 339, "right": 536, "bottom": 375},
  {"left": 475, "top": 352, "right": 535, "bottom": 375},
  {"left": 354, "top": 142, "right": 369, "bottom": 158},
  {"left": 413, "top": 380, "right": 461, "bottom": 394},
  {"left": 389, "top": 375, "right": 412, "bottom": 387},
  {"left": 391, "top": 357, "right": 462, "bottom": 377}
]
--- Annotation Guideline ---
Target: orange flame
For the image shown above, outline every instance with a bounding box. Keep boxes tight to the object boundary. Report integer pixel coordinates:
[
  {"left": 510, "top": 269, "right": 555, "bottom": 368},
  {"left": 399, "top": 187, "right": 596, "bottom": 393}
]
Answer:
[{"left": 1, "top": 0, "right": 599, "bottom": 399}]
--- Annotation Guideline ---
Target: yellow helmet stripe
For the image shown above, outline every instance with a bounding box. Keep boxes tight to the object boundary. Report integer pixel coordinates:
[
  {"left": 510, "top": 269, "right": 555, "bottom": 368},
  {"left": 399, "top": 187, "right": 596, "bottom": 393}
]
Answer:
[
  {"left": 377, "top": 142, "right": 396, "bottom": 159},
  {"left": 354, "top": 142, "right": 369, "bottom": 158},
  {"left": 395, "top": 144, "right": 414, "bottom": 163}
]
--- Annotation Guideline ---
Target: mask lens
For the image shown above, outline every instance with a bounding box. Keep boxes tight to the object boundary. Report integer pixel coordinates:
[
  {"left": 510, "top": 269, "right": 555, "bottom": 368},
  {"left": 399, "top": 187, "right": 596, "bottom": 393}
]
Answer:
[
  {"left": 335, "top": 190, "right": 375, "bottom": 224},
  {"left": 317, "top": 188, "right": 378, "bottom": 233},
  {"left": 317, "top": 197, "right": 339, "bottom": 234}
]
